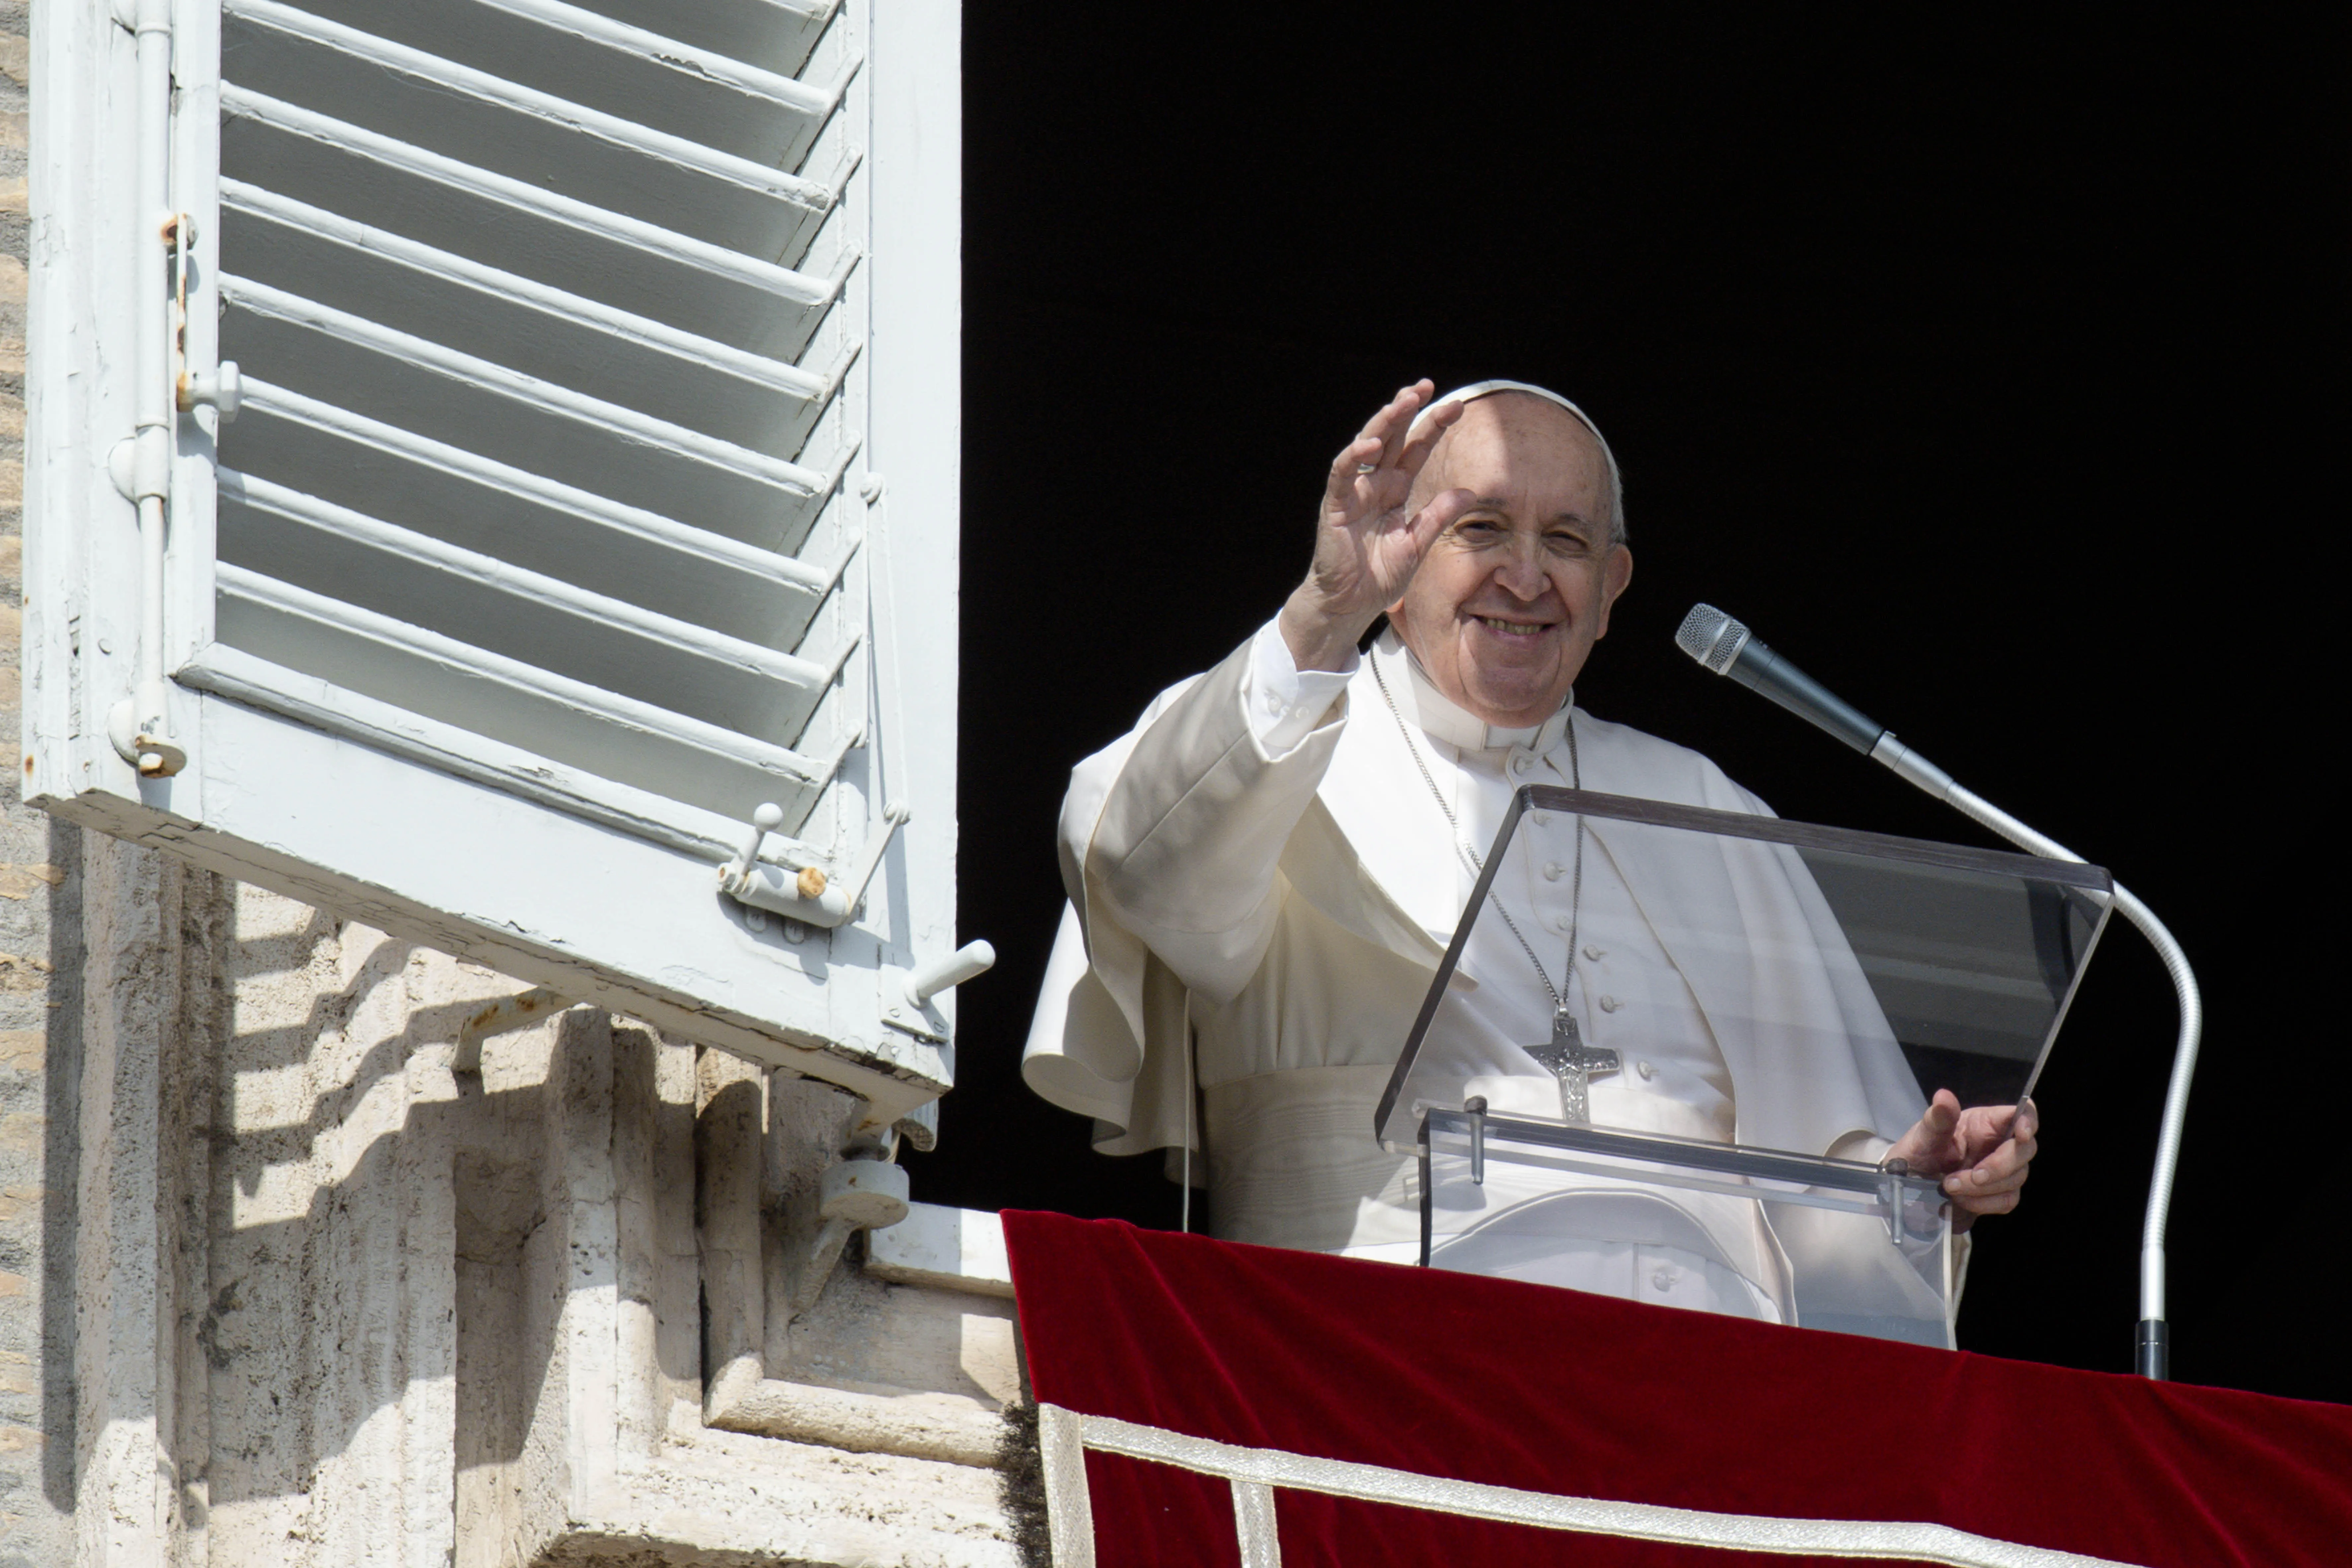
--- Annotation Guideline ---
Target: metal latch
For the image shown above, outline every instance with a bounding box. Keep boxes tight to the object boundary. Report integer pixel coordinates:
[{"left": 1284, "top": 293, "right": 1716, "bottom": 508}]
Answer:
[{"left": 720, "top": 799, "right": 908, "bottom": 929}]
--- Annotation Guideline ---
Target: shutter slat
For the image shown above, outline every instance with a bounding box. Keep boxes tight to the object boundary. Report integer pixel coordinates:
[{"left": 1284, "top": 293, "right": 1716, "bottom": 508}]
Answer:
[
  {"left": 221, "top": 472, "right": 844, "bottom": 700},
  {"left": 283, "top": 0, "right": 837, "bottom": 165},
  {"left": 224, "top": 0, "right": 841, "bottom": 253},
  {"left": 178, "top": 645, "right": 850, "bottom": 869},
  {"left": 221, "top": 277, "right": 845, "bottom": 517},
  {"left": 216, "top": 562, "right": 854, "bottom": 824},
  {"left": 224, "top": 181, "right": 840, "bottom": 393},
  {"left": 233, "top": 381, "right": 848, "bottom": 637},
  {"left": 220, "top": 87, "right": 852, "bottom": 353},
  {"left": 561, "top": 0, "right": 838, "bottom": 79}
]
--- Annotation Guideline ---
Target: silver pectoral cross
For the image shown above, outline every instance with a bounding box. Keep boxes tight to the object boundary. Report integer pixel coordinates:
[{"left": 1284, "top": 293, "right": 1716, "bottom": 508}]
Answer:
[{"left": 1526, "top": 1010, "right": 1619, "bottom": 1124}]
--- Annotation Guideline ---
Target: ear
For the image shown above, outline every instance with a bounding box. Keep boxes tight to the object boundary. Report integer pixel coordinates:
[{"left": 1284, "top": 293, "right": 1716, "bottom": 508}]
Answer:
[{"left": 1590, "top": 545, "right": 1634, "bottom": 640}]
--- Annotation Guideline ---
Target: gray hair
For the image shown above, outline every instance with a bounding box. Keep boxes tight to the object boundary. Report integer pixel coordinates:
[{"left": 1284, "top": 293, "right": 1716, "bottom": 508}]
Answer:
[{"left": 1410, "top": 379, "right": 1628, "bottom": 546}]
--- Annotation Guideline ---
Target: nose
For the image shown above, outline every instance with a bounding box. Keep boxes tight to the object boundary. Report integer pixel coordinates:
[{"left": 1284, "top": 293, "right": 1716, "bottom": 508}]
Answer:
[{"left": 1491, "top": 535, "right": 1549, "bottom": 600}]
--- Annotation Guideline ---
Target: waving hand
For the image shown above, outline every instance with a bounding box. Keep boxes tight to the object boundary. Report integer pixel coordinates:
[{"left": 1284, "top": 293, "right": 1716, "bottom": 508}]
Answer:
[{"left": 1280, "top": 381, "right": 1475, "bottom": 671}]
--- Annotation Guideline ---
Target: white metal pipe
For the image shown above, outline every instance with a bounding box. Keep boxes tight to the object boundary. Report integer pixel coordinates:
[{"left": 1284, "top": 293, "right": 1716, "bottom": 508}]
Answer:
[
  {"left": 1871, "top": 734, "right": 2200, "bottom": 1377},
  {"left": 132, "top": 0, "right": 175, "bottom": 754}
]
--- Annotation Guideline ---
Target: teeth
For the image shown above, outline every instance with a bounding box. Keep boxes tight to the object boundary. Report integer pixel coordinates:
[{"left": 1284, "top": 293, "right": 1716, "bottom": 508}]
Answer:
[{"left": 1477, "top": 617, "right": 1548, "bottom": 637}]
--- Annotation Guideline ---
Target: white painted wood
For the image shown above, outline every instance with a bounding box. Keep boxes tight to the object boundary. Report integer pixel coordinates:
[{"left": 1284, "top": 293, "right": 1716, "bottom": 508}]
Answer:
[
  {"left": 565, "top": 0, "right": 839, "bottom": 80},
  {"left": 25, "top": 0, "right": 162, "bottom": 808},
  {"left": 218, "top": 86, "right": 850, "bottom": 353},
  {"left": 27, "top": 0, "right": 968, "bottom": 1127},
  {"left": 228, "top": 379, "right": 850, "bottom": 645},
  {"left": 222, "top": 180, "right": 843, "bottom": 402},
  {"left": 224, "top": 0, "right": 843, "bottom": 231},
  {"left": 286, "top": 0, "right": 841, "bottom": 167},
  {"left": 176, "top": 643, "right": 852, "bottom": 866},
  {"left": 220, "top": 276, "right": 842, "bottom": 502},
  {"left": 223, "top": 472, "right": 842, "bottom": 700},
  {"left": 213, "top": 561, "right": 854, "bottom": 821}
]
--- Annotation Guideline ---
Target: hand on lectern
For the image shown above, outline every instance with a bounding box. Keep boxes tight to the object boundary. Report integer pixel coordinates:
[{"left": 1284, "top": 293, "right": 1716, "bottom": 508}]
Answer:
[{"left": 1886, "top": 1090, "right": 2039, "bottom": 1233}]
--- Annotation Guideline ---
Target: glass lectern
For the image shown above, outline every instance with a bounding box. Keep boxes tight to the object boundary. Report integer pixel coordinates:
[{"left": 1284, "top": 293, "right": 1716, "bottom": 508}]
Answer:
[{"left": 1375, "top": 787, "right": 2111, "bottom": 1347}]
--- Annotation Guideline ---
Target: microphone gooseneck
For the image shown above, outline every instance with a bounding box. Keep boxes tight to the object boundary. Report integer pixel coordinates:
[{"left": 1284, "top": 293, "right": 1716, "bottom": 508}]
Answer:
[{"left": 1675, "top": 602, "right": 2202, "bottom": 1381}]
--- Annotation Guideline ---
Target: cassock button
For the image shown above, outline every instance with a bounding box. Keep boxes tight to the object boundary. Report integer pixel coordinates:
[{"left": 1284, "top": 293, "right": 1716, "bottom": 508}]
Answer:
[
  {"left": 1598, "top": 995, "right": 1622, "bottom": 1013},
  {"left": 1532, "top": 811, "right": 1553, "bottom": 826},
  {"left": 1636, "top": 1060, "right": 1656, "bottom": 1081},
  {"left": 1552, "top": 916, "right": 1571, "bottom": 933},
  {"left": 1511, "top": 754, "right": 1533, "bottom": 775},
  {"left": 1543, "top": 862, "right": 1565, "bottom": 881},
  {"left": 1583, "top": 944, "right": 1606, "bottom": 960},
  {"left": 1650, "top": 1268, "right": 1677, "bottom": 1293}
]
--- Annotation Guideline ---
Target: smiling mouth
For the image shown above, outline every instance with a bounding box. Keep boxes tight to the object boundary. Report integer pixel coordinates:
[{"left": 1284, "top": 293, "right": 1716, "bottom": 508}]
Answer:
[{"left": 1473, "top": 615, "right": 1556, "bottom": 639}]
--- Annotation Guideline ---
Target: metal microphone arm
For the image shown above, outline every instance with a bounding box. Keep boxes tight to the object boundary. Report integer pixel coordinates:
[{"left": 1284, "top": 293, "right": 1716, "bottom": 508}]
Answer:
[
  {"left": 1872, "top": 738, "right": 2198, "bottom": 1381},
  {"left": 1677, "top": 605, "right": 2199, "bottom": 1380}
]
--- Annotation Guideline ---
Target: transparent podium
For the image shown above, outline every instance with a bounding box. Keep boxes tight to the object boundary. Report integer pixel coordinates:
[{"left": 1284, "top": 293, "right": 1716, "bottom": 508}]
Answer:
[{"left": 1375, "top": 787, "right": 2112, "bottom": 1347}]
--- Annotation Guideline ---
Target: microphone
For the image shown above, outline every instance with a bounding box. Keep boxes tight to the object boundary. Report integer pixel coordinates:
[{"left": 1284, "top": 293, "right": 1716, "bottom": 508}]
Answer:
[
  {"left": 1672, "top": 600, "right": 2202, "bottom": 1383},
  {"left": 1672, "top": 604, "right": 1886, "bottom": 755}
]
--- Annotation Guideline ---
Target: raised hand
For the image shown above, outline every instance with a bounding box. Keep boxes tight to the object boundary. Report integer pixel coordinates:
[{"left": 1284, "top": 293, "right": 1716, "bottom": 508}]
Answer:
[
  {"left": 1885, "top": 1089, "right": 2040, "bottom": 1233},
  {"left": 1279, "top": 381, "right": 1475, "bottom": 671}
]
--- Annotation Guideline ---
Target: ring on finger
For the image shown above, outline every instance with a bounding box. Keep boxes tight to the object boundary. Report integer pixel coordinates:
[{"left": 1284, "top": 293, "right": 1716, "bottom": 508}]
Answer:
[{"left": 1354, "top": 462, "right": 1379, "bottom": 475}]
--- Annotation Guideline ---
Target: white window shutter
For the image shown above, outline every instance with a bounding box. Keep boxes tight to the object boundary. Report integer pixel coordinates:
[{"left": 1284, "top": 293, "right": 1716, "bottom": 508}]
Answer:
[{"left": 24, "top": 0, "right": 966, "bottom": 1133}]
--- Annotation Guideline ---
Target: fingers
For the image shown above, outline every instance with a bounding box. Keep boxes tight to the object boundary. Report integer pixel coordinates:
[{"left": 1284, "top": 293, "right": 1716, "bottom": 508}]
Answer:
[
  {"left": 1394, "top": 397, "right": 1464, "bottom": 480},
  {"left": 1952, "top": 1187, "right": 2021, "bottom": 1222},
  {"left": 1324, "top": 435, "right": 1388, "bottom": 508},
  {"left": 1886, "top": 1087, "right": 1963, "bottom": 1172},
  {"left": 1344, "top": 381, "right": 1437, "bottom": 478},
  {"left": 1355, "top": 379, "right": 1436, "bottom": 450},
  {"left": 1404, "top": 486, "right": 1477, "bottom": 557},
  {"left": 1943, "top": 1099, "right": 2039, "bottom": 1216}
]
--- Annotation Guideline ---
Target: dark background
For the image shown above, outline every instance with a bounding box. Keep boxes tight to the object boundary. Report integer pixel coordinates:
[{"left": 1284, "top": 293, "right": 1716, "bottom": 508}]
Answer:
[{"left": 918, "top": 8, "right": 2347, "bottom": 1404}]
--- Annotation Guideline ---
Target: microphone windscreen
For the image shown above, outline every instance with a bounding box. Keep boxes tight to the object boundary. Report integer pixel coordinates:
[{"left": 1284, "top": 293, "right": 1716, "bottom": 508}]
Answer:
[{"left": 1675, "top": 604, "right": 1751, "bottom": 674}]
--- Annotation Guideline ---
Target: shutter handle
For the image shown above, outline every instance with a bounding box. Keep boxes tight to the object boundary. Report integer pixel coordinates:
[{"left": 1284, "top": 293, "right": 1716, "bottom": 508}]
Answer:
[
  {"left": 906, "top": 941, "right": 996, "bottom": 1008},
  {"left": 179, "top": 360, "right": 243, "bottom": 421}
]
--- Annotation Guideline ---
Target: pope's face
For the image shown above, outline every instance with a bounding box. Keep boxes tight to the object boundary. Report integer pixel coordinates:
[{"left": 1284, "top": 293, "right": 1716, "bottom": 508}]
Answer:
[{"left": 1389, "top": 396, "right": 1634, "bottom": 728}]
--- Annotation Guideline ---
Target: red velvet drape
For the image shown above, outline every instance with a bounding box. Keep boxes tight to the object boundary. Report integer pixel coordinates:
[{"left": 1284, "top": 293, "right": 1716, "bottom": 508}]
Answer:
[{"left": 1004, "top": 1211, "right": 2352, "bottom": 1567}]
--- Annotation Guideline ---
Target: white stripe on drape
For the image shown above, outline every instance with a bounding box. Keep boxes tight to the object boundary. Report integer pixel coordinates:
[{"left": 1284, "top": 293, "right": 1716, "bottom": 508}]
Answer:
[
  {"left": 1037, "top": 1404, "right": 1097, "bottom": 1568},
  {"left": 1038, "top": 1404, "right": 2145, "bottom": 1568},
  {"left": 1231, "top": 1477, "right": 1280, "bottom": 1567}
]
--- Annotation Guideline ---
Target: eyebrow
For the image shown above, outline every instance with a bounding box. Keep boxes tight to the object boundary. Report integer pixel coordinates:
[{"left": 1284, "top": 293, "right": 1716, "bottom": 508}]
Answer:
[{"left": 1460, "top": 499, "right": 1602, "bottom": 529}]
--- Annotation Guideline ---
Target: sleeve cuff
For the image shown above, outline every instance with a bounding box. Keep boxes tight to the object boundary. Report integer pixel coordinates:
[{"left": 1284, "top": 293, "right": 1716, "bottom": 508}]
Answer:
[{"left": 1242, "top": 617, "right": 1356, "bottom": 758}]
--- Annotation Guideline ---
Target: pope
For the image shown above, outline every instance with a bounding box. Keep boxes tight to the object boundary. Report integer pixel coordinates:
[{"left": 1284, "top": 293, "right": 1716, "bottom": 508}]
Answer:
[{"left": 1023, "top": 379, "right": 2037, "bottom": 1319}]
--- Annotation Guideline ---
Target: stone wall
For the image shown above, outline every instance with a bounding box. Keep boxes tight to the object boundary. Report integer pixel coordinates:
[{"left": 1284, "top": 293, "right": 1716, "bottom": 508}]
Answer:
[
  {"left": 7, "top": 848, "right": 1024, "bottom": 1567},
  {"left": 2, "top": 1, "right": 66, "bottom": 1558}
]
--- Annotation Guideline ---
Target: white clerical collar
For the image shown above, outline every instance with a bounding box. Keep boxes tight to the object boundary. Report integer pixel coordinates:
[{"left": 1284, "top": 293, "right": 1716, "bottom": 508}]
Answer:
[{"left": 1372, "top": 630, "right": 1574, "bottom": 755}]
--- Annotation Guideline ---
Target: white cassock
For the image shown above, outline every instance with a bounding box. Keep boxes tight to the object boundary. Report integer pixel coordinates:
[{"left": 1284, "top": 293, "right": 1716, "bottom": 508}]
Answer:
[{"left": 1024, "top": 620, "right": 1939, "bottom": 1327}]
